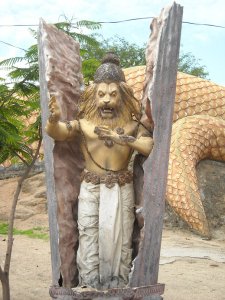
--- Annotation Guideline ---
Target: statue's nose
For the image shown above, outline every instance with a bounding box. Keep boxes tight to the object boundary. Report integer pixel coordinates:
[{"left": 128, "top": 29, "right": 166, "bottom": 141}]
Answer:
[{"left": 104, "top": 96, "right": 110, "bottom": 104}]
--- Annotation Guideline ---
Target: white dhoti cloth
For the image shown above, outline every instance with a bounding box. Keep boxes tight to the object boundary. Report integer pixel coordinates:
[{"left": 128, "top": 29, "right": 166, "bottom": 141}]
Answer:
[{"left": 77, "top": 181, "right": 135, "bottom": 289}]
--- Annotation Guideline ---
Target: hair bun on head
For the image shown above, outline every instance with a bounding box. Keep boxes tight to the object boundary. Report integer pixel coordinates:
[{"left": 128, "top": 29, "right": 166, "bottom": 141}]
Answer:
[
  {"left": 101, "top": 52, "right": 120, "bottom": 66},
  {"left": 94, "top": 52, "right": 125, "bottom": 83}
]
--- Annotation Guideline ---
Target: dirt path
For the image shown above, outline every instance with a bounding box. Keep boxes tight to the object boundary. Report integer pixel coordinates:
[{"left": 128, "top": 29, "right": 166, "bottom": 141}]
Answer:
[
  {"left": 160, "top": 229, "right": 225, "bottom": 300},
  {"left": 1, "top": 228, "right": 225, "bottom": 300},
  {"left": 0, "top": 174, "right": 225, "bottom": 299},
  {"left": 0, "top": 235, "right": 51, "bottom": 300}
]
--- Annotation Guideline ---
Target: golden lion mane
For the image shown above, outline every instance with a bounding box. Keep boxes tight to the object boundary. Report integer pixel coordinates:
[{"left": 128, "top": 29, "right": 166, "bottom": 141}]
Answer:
[{"left": 78, "top": 82, "right": 141, "bottom": 129}]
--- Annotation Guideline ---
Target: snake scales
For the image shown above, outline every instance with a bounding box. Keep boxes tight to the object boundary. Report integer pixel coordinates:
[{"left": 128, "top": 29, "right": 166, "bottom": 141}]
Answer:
[{"left": 124, "top": 66, "right": 225, "bottom": 237}]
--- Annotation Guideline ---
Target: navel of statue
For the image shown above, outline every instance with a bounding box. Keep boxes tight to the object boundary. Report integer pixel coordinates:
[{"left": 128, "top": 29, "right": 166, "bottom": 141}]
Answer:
[{"left": 45, "top": 52, "right": 154, "bottom": 290}]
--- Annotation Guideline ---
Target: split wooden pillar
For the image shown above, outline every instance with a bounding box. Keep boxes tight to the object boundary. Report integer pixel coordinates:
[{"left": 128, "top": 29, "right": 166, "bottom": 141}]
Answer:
[
  {"left": 38, "top": 2, "right": 183, "bottom": 299},
  {"left": 130, "top": 2, "right": 183, "bottom": 292}
]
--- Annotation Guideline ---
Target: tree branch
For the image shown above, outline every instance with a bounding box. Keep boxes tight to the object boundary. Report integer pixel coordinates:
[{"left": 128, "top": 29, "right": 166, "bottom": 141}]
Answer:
[
  {"left": 3, "top": 136, "right": 42, "bottom": 274},
  {"left": 11, "top": 150, "right": 29, "bottom": 166}
]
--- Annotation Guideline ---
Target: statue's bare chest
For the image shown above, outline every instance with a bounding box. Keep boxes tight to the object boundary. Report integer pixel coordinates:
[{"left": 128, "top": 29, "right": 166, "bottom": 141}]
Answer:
[{"left": 79, "top": 119, "right": 138, "bottom": 170}]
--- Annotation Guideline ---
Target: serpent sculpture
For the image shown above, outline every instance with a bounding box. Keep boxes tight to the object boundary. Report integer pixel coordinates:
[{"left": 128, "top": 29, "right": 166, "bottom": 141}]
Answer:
[{"left": 124, "top": 66, "right": 225, "bottom": 238}]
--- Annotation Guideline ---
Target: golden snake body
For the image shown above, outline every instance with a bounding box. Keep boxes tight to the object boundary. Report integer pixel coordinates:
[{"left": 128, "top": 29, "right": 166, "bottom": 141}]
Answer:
[{"left": 124, "top": 66, "right": 225, "bottom": 237}]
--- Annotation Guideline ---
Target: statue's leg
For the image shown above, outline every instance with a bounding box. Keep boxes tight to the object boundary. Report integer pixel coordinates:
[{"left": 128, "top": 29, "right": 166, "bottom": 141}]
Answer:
[
  {"left": 77, "top": 181, "right": 100, "bottom": 288},
  {"left": 98, "top": 183, "right": 123, "bottom": 289},
  {"left": 119, "top": 183, "right": 135, "bottom": 284}
]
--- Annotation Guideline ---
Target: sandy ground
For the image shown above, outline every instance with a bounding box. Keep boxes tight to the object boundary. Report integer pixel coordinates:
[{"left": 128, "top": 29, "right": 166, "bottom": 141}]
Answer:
[
  {"left": 0, "top": 228, "right": 225, "bottom": 300},
  {"left": 0, "top": 175, "right": 225, "bottom": 299},
  {"left": 160, "top": 229, "right": 225, "bottom": 300}
]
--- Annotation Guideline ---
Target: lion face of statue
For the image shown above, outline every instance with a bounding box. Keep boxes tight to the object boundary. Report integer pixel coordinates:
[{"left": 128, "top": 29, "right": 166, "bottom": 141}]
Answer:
[
  {"left": 80, "top": 81, "right": 140, "bottom": 129},
  {"left": 96, "top": 82, "right": 121, "bottom": 119}
]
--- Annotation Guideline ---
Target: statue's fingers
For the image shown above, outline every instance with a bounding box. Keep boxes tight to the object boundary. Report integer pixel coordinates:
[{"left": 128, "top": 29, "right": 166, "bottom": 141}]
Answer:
[
  {"left": 50, "top": 102, "right": 59, "bottom": 113},
  {"left": 50, "top": 95, "right": 56, "bottom": 102},
  {"left": 48, "top": 99, "right": 54, "bottom": 109},
  {"left": 102, "top": 133, "right": 113, "bottom": 139},
  {"left": 99, "top": 128, "right": 111, "bottom": 134},
  {"left": 48, "top": 95, "right": 56, "bottom": 107},
  {"left": 97, "top": 125, "right": 109, "bottom": 130}
]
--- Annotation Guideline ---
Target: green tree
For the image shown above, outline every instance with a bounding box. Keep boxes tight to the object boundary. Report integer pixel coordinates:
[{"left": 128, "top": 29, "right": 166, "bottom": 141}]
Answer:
[
  {"left": 82, "top": 34, "right": 145, "bottom": 69},
  {"left": 103, "top": 36, "right": 146, "bottom": 68},
  {"left": 0, "top": 58, "right": 40, "bottom": 165},
  {"left": 178, "top": 50, "right": 209, "bottom": 79}
]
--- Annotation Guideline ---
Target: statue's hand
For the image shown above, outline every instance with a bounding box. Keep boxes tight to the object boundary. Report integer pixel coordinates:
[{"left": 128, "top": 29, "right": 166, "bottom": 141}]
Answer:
[
  {"left": 94, "top": 126, "right": 128, "bottom": 146},
  {"left": 48, "top": 95, "right": 61, "bottom": 123}
]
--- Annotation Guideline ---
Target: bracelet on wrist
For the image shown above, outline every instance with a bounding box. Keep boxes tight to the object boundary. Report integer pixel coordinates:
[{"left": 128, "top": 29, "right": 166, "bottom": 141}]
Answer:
[
  {"left": 48, "top": 113, "right": 58, "bottom": 124},
  {"left": 119, "top": 135, "right": 136, "bottom": 143}
]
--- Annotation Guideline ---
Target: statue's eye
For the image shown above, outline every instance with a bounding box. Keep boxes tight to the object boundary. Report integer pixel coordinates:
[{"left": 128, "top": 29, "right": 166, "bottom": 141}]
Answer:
[
  {"left": 111, "top": 91, "right": 117, "bottom": 97},
  {"left": 98, "top": 91, "right": 105, "bottom": 97}
]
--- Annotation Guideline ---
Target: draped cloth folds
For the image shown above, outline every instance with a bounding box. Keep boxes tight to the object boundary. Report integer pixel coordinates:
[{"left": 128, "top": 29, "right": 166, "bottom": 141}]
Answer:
[{"left": 77, "top": 181, "right": 135, "bottom": 289}]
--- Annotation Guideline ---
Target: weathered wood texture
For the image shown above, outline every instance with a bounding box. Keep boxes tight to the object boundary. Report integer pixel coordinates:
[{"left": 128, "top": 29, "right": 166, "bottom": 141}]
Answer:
[
  {"left": 38, "top": 19, "right": 84, "bottom": 286},
  {"left": 130, "top": 2, "right": 183, "bottom": 289},
  {"left": 38, "top": 20, "right": 60, "bottom": 285}
]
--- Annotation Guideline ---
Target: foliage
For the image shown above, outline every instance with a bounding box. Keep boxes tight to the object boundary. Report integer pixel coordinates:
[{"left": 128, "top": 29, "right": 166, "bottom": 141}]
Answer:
[
  {"left": 178, "top": 50, "right": 209, "bottom": 79},
  {"left": 102, "top": 36, "right": 146, "bottom": 68},
  {"left": 0, "top": 84, "right": 39, "bottom": 165}
]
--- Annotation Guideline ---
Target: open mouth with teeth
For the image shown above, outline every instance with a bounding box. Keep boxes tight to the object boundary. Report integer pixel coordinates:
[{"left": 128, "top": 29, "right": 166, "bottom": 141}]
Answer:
[{"left": 100, "top": 107, "right": 115, "bottom": 118}]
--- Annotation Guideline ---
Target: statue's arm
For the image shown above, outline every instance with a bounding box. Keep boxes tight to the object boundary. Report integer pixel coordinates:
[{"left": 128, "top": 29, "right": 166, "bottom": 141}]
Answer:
[
  {"left": 45, "top": 95, "right": 79, "bottom": 141},
  {"left": 94, "top": 124, "right": 154, "bottom": 157},
  {"left": 124, "top": 124, "right": 153, "bottom": 156},
  {"left": 45, "top": 119, "right": 78, "bottom": 141},
  {"left": 126, "top": 135, "right": 153, "bottom": 157}
]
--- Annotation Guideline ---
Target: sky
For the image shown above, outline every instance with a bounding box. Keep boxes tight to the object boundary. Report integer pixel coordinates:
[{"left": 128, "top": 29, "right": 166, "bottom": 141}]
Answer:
[{"left": 0, "top": 0, "right": 225, "bottom": 86}]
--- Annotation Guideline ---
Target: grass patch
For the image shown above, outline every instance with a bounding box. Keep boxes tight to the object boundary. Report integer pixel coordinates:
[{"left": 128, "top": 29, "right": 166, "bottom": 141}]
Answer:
[{"left": 0, "top": 223, "right": 49, "bottom": 240}]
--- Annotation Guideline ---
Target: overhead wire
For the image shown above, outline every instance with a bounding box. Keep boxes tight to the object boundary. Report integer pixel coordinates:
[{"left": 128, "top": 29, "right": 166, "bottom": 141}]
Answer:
[
  {"left": 0, "top": 17, "right": 225, "bottom": 52},
  {"left": 0, "top": 40, "right": 26, "bottom": 52},
  {"left": 0, "top": 17, "right": 224, "bottom": 28}
]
